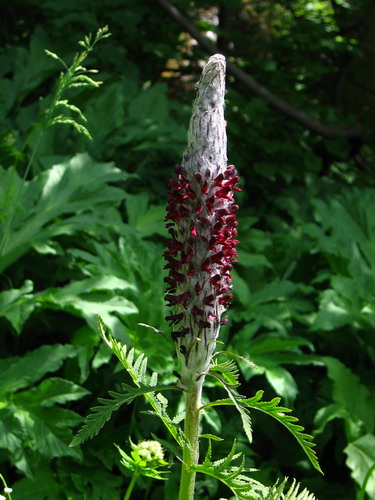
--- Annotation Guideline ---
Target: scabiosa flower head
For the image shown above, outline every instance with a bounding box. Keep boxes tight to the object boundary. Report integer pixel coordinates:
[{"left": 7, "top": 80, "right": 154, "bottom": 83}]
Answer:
[{"left": 164, "top": 55, "right": 240, "bottom": 380}]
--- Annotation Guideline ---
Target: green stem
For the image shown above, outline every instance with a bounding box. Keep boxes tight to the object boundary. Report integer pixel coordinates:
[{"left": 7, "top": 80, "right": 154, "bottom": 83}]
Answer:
[
  {"left": 357, "top": 462, "right": 375, "bottom": 500},
  {"left": 123, "top": 471, "right": 139, "bottom": 500},
  {"left": 0, "top": 473, "right": 12, "bottom": 499},
  {"left": 178, "top": 378, "right": 204, "bottom": 500}
]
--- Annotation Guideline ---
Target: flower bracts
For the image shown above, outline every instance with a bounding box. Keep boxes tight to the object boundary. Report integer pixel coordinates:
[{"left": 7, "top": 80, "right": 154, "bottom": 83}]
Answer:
[{"left": 163, "top": 55, "right": 240, "bottom": 377}]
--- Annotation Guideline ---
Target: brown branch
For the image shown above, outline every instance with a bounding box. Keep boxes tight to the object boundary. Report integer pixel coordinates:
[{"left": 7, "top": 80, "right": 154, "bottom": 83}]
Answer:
[{"left": 156, "top": 0, "right": 363, "bottom": 139}]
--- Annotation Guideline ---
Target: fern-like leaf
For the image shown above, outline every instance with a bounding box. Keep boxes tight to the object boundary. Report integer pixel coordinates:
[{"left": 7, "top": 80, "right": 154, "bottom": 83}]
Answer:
[
  {"left": 202, "top": 390, "right": 322, "bottom": 474},
  {"left": 193, "top": 440, "right": 267, "bottom": 500},
  {"left": 264, "top": 478, "right": 317, "bottom": 500},
  {"left": 96, "top": 315, "right": 182, "bottom": 445},
  {"left": 205, "top": 370, "right": 253, "bottom": 444},
  {"left": 70, "top": 383, "right": 175, "bottom": 447},
  {"left": 194, "top": 441, "right": 317, "bottom": 499},
  {"left": 210, "top": 358, "right": 240, "bottom": 386}
]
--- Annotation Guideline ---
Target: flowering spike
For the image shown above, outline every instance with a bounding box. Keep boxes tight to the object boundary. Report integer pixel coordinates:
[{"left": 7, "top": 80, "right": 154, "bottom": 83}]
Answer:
[{"left": 163, "top": 54, "right": 240, "bottom": 382}]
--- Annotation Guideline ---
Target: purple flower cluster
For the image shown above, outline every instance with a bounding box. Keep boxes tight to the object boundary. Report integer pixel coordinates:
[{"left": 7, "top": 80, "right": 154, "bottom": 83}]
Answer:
[{"left": 164, "top": 161, "right": 240, "bottom": 352}]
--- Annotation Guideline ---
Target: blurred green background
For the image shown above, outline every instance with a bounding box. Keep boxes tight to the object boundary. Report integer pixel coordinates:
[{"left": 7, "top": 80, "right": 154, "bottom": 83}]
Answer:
[{"left": 0, "top": 0, "right": 375, "bottom": 498}]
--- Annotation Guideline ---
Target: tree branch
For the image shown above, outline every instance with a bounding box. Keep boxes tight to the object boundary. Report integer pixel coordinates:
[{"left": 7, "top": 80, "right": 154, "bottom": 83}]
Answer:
[{"left": 156, "top": 0, "right": 363, "bottom": 139}]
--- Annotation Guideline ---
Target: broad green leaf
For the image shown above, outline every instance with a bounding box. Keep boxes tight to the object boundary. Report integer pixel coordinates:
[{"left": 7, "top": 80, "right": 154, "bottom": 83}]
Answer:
[
  {"left": 0, "top": 280, "right": 34, "bottom": 333},
  {"left": 314, "top": 402, "right": 365, "bottom": 442},
  {"left": 0, "top": 153, "right": 132, "bottom": 273},
  {"left": 344, "top": 434, "right": 375, "bottom": 499},
  {"left": 237, "top": 249, "right": 273, "bottom": 269},
  {"left": 265, "top": 366, "right": 299, "bottom": 404},
  {"left": 125, "top": 193, "right": 165, "bottom": 237},
  {"left": 201, "top": 395, "right": 222, "bottom": 435},
  {"left": 0, "top": 344, "right": 78, "bottom": 395},
  {"left": 324, "top": 357, "right": 375, "bottom": 434},
  {"left": 12, "top": 468, "right": 61, "bottom": 500},
  {"left": 0, "top": 408, "right": 24, "bottom": 452},
  {"left": 12, "top": 27, "right": 57, "bottom": 100},
  {"left": 12, "top": 406, "right": 82, "bottom": 460},
  {"left": 127, "top": 82, "right": 169, "bottom": 122},
  {"left": 312, "top": 289, "right": 351, "bottom": 331},
  {"left": 232, "top": 269, "right": 251, "bottom": 305},
  {"left": 13, "top": 377, "right": 90, "bottom": 407},
  {"left": 249, "top": 334, "right": 313, "bottom": 355},
  {"left": 37, "top": 277, "right": 138, "bottom": 334}
]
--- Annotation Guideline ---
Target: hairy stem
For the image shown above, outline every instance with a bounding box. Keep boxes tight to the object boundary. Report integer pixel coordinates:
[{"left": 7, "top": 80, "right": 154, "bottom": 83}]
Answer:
[{"left": 179, "top": 378, "right": 204, "bottom": 500}]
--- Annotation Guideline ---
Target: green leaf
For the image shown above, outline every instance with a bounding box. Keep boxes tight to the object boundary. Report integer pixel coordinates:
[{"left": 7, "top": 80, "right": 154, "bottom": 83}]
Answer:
[
  {"left": 314, "top": 404, "right": 355, "bottom": 436},
  {"left": 200, "top": 434, "right": 224, "bottom": 441},
  {"left": 210, "top": 359, "right": 240, "bottom": 386},
  {"left": 37, "top": 276, "right": 138, "bottom": 332},
  {"left": 0, "top": 280, "right": 34, "bottom": 333},
  {"left": 13, "top": 406, "right": 82, "bottom": 460},
  {"left": 70, "top": 382, "right": 175, "bottom": 447},
  {"left": 264, "top": 478, "right": 317, "bottom": 500},
  {"left": 265, "top": 366, "right": 299, "bottom": 405},
  {"left": 12, "top": 468, "right": 60, "bottom": 500},
  {"left": 127, "top": 82, "right": 169, "bottom": 122},
  {"left": 0, "top": 344, "right": 78, "bottom": 395},
  {"left": 71, "top": 316, "right": 182, "bottom": 447},
  {"left": 344, "top": 434, "right": 375, "bottom": 499},
  {"left": 193, "top": 440, "right": 267, "bottom": 499},
  {"left": 324, "top": 356, "right": 375, "bottom": 434},
  {"left": 0, "top": 408, "right": 24, "bottom": 452},
  {"left": 0, "top": 153, "right": 132, "bottom": 273},
  {"left": 203, "top": 390, "right": 322, "bottom": 474},
  {"left": 206, "top": 371, "right": 253, "bottom": 444},
  {"left": 13, "top": 377, "right": 90, "bottom": 407}
]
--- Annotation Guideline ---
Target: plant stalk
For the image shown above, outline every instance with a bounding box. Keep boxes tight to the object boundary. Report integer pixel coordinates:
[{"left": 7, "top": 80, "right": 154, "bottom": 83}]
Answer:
[
  {"left": 178, "top": 377, "right": 204, "bottom": 500},
  {"left": 123, "top": 471, "right": 139, "bottom": 500}
]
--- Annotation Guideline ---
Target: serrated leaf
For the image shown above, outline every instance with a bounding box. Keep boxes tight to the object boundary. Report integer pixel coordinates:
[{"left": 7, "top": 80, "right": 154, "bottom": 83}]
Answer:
[
  {"left": 210, "top": 359, "right": 240, "bottom": 386},
  {"left": 193, "top": 440, "right": 266, "bottom": 499},
  {"left": 207, "top": 371, "right": 253, "bottom": 444},
  {"left": 245, "top": 392, "right": 322, "bottom": 474},
  {"left": 265, "top": 478, "right": 317, "bottom": 500},
  {"left": 72, "top": 316, "right": 183, "bottom": 447},
  {"left": 70, "top": 382, "right": 175, "bottom": 447},
  {"left": 203, "top": 390, "right": 322, "bottom": 474}
]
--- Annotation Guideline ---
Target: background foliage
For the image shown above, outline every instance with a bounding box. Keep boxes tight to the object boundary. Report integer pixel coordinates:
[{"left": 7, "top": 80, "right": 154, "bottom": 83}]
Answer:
[{"left": 0, "top": 0, "right": 374, "bottom": 498}]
